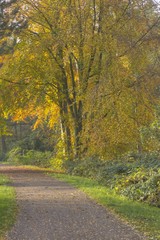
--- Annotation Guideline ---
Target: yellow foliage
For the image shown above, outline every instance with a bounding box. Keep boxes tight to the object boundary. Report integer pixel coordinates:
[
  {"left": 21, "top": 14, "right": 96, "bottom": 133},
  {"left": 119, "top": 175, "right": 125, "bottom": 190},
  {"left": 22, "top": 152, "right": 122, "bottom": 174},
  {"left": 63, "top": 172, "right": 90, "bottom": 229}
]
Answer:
[{"left": 120, "top": 56, "right": 130, "bottom": 69}]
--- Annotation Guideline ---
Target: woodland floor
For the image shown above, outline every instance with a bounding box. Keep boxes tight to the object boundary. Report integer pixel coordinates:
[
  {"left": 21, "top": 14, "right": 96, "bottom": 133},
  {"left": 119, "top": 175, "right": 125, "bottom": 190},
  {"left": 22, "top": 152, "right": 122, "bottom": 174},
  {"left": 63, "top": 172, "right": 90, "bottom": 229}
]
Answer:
[{"left": 0, "top": 165, "right": 146, "bottom": 240}]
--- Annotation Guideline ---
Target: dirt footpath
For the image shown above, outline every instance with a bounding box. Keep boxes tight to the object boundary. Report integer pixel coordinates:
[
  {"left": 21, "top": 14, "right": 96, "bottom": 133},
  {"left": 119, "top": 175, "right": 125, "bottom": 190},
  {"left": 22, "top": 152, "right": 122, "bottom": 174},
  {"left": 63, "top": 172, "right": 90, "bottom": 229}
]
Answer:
[{"left": 0, "top": 165, "right": 146, "bottom": 240}]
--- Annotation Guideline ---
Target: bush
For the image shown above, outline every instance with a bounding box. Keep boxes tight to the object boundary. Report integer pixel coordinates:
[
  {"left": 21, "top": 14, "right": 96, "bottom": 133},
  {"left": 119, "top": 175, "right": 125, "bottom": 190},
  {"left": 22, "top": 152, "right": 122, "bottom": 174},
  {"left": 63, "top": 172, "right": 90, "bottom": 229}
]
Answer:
[
  {"left": 6, "top": 147, "right": 52, "bottom": 168},
  {"left": 70, "top": 152, "right": 160, "bottom": 207},
  {"left": 6, "top": 147, "right": 22, "bottom": 163},
  {"left": 71, "top": 156, "right": 104, "bottom": 178},
  {"left": 50, "top": 157, "right": 64, "bottom": 171},
  {"left": 18, "top": 150, "right": 52, "bottom": 168}
]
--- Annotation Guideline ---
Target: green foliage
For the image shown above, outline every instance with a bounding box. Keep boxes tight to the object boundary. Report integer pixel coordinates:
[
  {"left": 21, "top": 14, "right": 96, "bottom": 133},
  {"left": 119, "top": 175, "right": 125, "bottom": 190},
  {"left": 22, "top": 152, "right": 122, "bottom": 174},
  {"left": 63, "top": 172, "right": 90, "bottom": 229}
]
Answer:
[
  {"left": 15, "top": 126, "right": 57, "bottom": 152},
  {"left": 18, "top": 150, "right": 52, "bottom": 168},
  {"left": 115, "top": 169, "right": 160, "bottom": 207},
  {"left": 71, "top": 156, "right": 104, "bottom": 177},
  {"left": 6, "top": 147, "right": 52, "bottom": 168},
  {"left": 0, "top": 175, "right": 16, "bottom": 239},
  {"left": 70, "top": 152, "right": 160, "bottom": 207},
  {"left": 6, "top": 145, "right": 64, "bottom": 171},
  {"left": 4, "top": 122, "right": 63, "bottom": 170},
  {"left": 6, "top": 146, "right": 22, "bottom": 163}
]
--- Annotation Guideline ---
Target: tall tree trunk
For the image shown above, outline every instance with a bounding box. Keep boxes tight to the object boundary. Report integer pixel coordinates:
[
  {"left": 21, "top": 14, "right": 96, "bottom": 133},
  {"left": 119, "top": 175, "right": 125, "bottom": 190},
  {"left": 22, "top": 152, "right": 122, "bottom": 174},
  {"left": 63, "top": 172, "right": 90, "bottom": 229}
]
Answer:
[
  {"left": 59, "top": 99, "right": 73, "bottom": 159},
  {"left": 73, "top": 100, "right": 83, "bottom": 159}
]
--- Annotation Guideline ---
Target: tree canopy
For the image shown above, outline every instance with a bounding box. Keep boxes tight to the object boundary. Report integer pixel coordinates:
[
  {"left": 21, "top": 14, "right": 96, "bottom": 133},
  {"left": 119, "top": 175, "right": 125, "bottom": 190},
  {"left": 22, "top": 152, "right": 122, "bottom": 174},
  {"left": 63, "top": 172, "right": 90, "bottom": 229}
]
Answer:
[{"left": 0, "top": 0, "right": 160, "bottom": 160}]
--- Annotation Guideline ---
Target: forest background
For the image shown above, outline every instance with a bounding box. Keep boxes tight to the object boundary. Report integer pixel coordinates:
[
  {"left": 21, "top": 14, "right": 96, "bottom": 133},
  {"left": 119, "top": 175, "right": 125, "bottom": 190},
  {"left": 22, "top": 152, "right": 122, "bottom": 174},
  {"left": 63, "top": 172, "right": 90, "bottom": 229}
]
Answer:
[{"left": 0, "top": 0, "right": 160, "bottom": 207}]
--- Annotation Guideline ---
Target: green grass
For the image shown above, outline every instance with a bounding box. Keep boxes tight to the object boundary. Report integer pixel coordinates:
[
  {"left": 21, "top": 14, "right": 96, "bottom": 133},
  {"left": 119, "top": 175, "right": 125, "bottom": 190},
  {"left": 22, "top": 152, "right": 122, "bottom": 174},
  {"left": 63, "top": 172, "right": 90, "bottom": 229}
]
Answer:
[
  {"left": 1, "top": 163, "right": 159, "bottom": 239},
  {"left": 0, "top": 175, "right": 17, "bottom": 240},
  {"left": 49, "top": 173, "right": 160, "bottom": 240}
]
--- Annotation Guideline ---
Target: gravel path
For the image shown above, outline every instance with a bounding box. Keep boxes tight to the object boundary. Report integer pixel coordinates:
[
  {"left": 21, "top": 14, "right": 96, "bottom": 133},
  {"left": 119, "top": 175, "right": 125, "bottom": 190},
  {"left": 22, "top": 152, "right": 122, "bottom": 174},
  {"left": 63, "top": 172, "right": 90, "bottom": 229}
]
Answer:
[{"left": 0, "top": 165, "right": 146, "bottom": 240}]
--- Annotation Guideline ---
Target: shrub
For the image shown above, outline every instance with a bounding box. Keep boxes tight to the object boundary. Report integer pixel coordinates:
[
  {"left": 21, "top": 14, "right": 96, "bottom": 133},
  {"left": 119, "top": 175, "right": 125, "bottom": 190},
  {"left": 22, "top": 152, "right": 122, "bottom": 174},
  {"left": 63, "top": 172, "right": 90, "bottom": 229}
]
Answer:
[
  {"left": 72, "top": 156, "right": 104, "bottom": 178},
  {"left": 6, "top": 147, "right": 22, "bottom": 163},
  {"left": 70, "top": 152, "right": 160, "bottom": 207},
  {"left": 18, "top": 150, "right": 52, "bottom": 168},
  {"left": 6, "top": 147, "right": 52, "bottom": 168}
]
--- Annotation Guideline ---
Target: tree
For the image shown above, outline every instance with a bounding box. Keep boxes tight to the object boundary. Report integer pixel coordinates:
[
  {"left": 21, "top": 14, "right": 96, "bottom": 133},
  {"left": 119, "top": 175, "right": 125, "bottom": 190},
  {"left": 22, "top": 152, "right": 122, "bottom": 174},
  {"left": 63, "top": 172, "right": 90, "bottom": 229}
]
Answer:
[
  {"left": 0, "top": 0, "right": 27, "bottom": 157},
  {"left": 0, "top": 0, "right": 27, "bottom": 57},
  {"left": 1, "top": 0, "right": 160, "bottom": 161},
  {"left": 82, "top": 0, "right": 160, "bottom": 158},
  {"left": 1, "top": 0, "right": 106, "bottom": 158}
]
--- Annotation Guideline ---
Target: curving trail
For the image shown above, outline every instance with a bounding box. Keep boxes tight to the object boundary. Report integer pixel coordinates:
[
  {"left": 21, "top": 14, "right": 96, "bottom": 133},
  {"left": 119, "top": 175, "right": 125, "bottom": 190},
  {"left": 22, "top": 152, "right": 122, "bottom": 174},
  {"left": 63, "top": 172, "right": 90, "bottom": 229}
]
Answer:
[{"left": 0, "top": 165, "right": 146, "bottom": 240}]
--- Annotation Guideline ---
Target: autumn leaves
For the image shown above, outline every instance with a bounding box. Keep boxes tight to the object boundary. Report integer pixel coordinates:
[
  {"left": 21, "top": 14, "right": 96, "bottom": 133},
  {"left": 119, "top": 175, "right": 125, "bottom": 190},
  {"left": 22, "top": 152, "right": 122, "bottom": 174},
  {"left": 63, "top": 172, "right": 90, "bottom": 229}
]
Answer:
[{"left": 1, "top": 0, "right": 160, "bottom": 160}]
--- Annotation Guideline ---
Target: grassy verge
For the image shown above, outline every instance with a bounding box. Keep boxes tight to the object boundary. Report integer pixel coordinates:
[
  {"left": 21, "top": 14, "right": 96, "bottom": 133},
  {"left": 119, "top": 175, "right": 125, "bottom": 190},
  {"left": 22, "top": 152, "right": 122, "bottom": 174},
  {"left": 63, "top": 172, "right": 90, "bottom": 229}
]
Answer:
[
  {"left": 0, "top": 175, "right": 17, "bottom": 240},
  {"left": 1, "top": 163, "right": 159, "bottom": 239},
  {"left": 49, "top": 173, "right": 160, "bottom": 240}
]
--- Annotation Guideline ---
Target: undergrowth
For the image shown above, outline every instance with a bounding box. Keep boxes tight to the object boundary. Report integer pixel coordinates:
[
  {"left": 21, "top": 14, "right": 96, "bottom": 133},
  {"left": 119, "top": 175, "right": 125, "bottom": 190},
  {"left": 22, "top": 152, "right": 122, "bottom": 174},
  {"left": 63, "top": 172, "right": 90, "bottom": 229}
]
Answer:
[
  {"left": 5, "top": 147, "right": 64, "bottom": 170},
  {"left": 71, "top": 153, "right": 160, "bottom": 207},
  {"left": 5, "top": 148, "right": 160, "bottom": 207}
]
